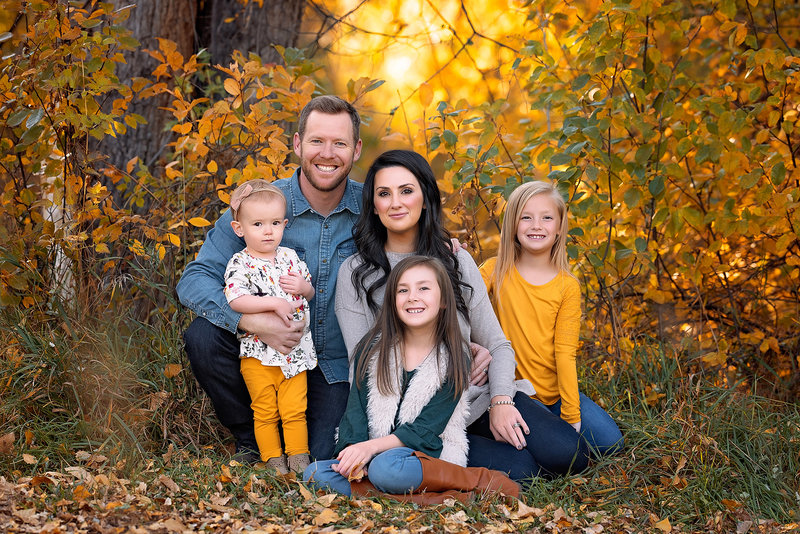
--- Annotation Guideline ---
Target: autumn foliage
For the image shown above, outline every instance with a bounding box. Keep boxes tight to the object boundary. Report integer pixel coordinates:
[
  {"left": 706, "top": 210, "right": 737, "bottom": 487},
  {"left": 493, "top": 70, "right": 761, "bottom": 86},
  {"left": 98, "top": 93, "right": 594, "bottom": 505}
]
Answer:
[{"left": 1, "top": 0, "right": 799, "bottom": 529}]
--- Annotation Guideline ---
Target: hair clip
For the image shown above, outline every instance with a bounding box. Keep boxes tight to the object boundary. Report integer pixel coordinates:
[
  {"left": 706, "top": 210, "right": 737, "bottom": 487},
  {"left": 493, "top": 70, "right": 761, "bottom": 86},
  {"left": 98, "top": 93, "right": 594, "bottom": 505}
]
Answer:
[{"left": 231, "top": 184, "right": 253, "bottom": 211}]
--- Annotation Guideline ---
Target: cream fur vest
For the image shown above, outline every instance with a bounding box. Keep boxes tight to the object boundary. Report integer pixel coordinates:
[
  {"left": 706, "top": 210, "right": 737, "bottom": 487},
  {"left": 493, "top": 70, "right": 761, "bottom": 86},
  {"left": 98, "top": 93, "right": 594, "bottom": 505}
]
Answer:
[{"left": 365, "top": 346, "right": 470, "bottom": 467}]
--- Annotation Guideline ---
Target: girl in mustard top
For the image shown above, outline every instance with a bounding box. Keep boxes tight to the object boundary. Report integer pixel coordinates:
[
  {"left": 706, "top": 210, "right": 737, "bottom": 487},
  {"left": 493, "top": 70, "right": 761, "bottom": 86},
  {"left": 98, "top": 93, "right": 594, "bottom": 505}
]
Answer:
[{"left": 480, "top": 181, "right": 623, "bottom": 455}]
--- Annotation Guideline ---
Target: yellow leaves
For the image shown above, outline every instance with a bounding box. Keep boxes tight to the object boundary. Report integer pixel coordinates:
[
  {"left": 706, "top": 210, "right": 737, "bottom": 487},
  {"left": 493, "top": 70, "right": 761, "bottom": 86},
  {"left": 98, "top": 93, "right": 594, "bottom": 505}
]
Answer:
[
  {"left": 643, "top": 288, "right": 673, "bottom": 304},
  {"left": 418, "top": 82, "right": 433, "bottom": 107},
  {"left": 651, "top": 515, "right": 671, "bottom": 532},
  {"left": 312, "top": 507, "right": 340, "bottom": 526},
  {"left": 223, "top": 78, "right": 240, "bottom": 97},
  {"left": 188, "top": 217, "right": 211, "bottom": 227},
  {"left": 163, "top": 364, "right": 182, "bottom": 378},
  {"left": 702, "top": 351, "right": 728, "bottom": 367},
  {"left": 128, "top": 239, "right": 149, "bottom": 258},
  {"left": 207, "top": 160, "right": 218, "bottom": 173}
]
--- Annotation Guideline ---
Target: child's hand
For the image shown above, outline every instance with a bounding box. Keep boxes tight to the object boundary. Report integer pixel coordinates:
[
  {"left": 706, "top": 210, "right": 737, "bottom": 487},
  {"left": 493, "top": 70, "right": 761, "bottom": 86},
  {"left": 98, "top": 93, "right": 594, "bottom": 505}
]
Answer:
[
  {"left": 273, "top": 299, "right": 295, "bottom": 327},
  {"left": 332, "top": 442, "right": 375, "bottom": 481},
  {"left": 279, "top": 271, "right": 313, "bottom": 299}
]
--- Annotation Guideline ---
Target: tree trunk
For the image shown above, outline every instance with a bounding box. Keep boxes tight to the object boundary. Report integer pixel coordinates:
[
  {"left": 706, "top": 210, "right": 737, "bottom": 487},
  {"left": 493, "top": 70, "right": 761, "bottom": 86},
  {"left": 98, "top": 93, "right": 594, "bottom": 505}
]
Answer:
[
  {"left": 101, "top": 0, "right": 305, "bottom": 174},
  {"left": 198, "top": 0, "right": 306, "bottom": 68}
]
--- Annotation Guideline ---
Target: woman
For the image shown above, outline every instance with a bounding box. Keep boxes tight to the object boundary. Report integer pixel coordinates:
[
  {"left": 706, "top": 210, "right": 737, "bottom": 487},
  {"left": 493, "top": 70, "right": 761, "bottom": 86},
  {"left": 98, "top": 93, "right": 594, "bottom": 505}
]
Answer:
[{"left": 336, "top": 149, "right": 589, "bottom": 481}]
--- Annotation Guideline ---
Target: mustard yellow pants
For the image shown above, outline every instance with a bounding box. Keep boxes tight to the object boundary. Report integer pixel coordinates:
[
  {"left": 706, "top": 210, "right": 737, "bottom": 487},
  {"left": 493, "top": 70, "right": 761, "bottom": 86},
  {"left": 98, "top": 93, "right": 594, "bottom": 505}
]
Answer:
[{"left": 240, "top": 358, "right": 309, "bottom": 460}]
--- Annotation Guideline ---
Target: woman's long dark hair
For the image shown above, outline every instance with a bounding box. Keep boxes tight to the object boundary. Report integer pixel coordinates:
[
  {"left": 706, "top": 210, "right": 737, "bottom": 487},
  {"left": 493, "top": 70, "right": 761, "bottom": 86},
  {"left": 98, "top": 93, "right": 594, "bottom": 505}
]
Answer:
[
  {"left": 354, "top": 256, "right": 471, "bottom": 398},
  {"left": 351, "top": 149, "right": 471, "bottom": 319}
]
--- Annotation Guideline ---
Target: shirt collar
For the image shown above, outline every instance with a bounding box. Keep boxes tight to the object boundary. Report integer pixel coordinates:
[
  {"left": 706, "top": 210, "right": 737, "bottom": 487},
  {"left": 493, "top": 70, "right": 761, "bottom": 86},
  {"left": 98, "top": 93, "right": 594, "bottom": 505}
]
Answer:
[{"left": 286, "top": 168, "right": 361, "bottom": 217}]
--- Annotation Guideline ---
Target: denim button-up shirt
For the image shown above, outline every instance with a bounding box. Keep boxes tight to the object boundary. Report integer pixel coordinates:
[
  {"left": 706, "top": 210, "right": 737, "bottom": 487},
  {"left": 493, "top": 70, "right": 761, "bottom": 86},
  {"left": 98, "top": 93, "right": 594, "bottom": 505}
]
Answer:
[{"left": 176, "top": 169, "right": 363, "bottom": 384}]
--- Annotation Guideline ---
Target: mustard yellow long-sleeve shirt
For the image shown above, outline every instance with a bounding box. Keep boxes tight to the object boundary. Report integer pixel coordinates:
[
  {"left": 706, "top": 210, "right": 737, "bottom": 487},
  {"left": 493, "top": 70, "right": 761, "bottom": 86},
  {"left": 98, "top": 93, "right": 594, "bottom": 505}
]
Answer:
[{"left": 480, "top": 258, "right": 582, "bottom": 423}]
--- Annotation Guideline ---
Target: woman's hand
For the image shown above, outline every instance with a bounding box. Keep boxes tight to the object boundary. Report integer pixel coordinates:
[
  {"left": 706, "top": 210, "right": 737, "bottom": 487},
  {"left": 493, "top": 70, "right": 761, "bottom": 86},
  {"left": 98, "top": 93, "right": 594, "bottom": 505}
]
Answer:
[
  {"left": 488, "top": 396, "right": 529, "bottom": 450},
  {"left": 332, "top": 442, "right": 378, "bottom": 480},
  {"left": 469, "top": 343, "right": 492, "bottom": 386}
]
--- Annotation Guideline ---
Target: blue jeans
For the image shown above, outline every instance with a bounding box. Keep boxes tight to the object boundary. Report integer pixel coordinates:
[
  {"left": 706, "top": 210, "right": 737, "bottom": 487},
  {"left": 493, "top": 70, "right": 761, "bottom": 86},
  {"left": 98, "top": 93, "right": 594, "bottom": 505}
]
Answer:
[
  {"left": 545, "top": 393, "right": 624, "bottom": 456},
  {"left": 467, "top": 392, "right": 590, "bottom": 481},
  {"left": 304, "top": 447, "right": 424, "bottom": 496},
  {"left": 183, "top": 317, "right": 349, "bottom": 459}
]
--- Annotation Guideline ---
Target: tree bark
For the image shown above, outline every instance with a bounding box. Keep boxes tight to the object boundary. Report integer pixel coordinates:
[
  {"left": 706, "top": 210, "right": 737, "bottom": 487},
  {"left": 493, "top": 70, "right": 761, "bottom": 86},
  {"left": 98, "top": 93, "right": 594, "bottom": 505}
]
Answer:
[
  {"left": 101, "top": 0, "right": 305, "bottom": 174},
  {"left": 198, "top": 0, "right": 306, "bottom": 68}
]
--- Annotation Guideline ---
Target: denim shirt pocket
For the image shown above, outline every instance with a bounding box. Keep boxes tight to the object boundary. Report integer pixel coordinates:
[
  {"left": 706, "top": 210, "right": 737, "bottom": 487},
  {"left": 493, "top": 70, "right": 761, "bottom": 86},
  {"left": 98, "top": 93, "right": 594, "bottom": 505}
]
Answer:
[{"left": 337, "top": 243, "right": 357, "bottom": 261}]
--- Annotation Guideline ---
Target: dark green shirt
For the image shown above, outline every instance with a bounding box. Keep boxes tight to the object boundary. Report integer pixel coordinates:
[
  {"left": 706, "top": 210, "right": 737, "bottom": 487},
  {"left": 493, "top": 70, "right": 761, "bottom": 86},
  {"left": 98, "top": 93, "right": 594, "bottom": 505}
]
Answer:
[{"left": 334, "top": 350, "right": 459, "bottom": 459}]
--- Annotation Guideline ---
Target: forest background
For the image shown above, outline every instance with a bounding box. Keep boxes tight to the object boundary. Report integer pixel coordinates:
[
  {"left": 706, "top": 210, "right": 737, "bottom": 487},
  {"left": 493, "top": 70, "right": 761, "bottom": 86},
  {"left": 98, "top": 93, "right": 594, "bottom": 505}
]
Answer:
[{"left": 0, "top": 0, "right": 798, "bottom": 532}]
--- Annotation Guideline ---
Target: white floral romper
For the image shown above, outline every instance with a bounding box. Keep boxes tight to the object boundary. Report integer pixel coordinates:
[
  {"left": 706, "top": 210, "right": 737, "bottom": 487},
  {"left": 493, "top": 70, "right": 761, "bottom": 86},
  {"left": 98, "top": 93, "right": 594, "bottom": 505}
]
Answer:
[{"left": 224, "top": 247, "right": 317, "bottom": 378}]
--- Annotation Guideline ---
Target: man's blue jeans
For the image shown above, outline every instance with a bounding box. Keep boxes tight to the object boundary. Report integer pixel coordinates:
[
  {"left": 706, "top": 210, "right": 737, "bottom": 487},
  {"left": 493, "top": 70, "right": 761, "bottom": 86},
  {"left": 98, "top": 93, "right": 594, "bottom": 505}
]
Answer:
[
  {"left": 183, "top": 317, "right": 349, "bottom": 459},
  {"left": 304, "top": 447, "right": 424, "bottom": 496}
]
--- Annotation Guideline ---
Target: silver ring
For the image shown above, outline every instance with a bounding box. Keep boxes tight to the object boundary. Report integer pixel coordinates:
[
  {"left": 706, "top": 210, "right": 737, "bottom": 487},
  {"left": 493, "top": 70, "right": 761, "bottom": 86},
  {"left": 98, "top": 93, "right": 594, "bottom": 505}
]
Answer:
[
  {"left": 512, "top": 423, "right": 522, "bottom": 429},
  {"left": 483, "top": 367, "right": 488, "bottom": 374}
]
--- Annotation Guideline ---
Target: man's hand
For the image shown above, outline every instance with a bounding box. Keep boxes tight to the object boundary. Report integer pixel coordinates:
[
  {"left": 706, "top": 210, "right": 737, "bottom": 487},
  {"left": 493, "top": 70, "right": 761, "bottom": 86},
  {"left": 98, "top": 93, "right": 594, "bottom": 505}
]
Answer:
[
  {"left": 238, "top": 312, "right": 303, "bottom": 355},
  {"left": 469, "top": 343, "right": 492, "bottom": 386},
  {"left": 488, "top": 396, "right": 529, "bottom": 450}
]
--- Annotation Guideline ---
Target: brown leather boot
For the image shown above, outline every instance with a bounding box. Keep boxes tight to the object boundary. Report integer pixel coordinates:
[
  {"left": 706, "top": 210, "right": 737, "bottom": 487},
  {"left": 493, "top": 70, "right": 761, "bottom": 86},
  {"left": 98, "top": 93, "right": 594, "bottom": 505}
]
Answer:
[
  {"left": 348, "top": 452, "right": 519, "bottom": 504},
  {"left": 350, "top": 478, "right": 473, "bottom": 504},
  {"left": 413, "top": 452, "right": 520, "bottom": 499}
]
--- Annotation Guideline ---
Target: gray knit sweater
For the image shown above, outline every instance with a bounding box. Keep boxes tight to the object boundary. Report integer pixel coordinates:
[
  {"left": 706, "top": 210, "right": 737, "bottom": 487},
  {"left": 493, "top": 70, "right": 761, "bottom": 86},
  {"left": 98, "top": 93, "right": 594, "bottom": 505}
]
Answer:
[{"left": 335, "top": 248, "right": 535, "bottom": 426}]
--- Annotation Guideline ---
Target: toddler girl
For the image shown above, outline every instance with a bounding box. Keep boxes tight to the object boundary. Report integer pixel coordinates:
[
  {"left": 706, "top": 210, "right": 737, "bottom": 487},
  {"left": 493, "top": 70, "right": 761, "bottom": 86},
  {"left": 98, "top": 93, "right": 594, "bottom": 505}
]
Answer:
[{"left": 224, "top": 179, "right": 317, "bottom": 473}]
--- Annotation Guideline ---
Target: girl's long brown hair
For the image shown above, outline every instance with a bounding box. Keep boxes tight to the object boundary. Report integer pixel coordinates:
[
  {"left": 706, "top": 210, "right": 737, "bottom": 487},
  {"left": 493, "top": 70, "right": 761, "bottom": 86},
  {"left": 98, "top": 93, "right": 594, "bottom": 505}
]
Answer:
[{"left": 354, "top": 255, "right": 471, "bottom": 399}]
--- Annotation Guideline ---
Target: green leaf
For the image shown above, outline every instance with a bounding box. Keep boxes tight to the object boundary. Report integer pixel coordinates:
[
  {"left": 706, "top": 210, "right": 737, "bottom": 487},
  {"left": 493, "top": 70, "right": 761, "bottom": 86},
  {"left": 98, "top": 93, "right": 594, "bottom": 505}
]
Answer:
[
  {"left": 550, "top": 152, "right": 572, "bottom": 166},
  {"left": 676, "top": 137, "right": 692, "bottom": 159},
  {"left": 624, "top": 187, "right": 641, "bottom": 209},
  {"left": 740, "top": 172, "right": 760, "bottom": 189},
  {"left": 649, "top": 175, "right": 665, "bottom": 197},
  {"left": 572, "top": 73, "right": 591, "bottom": 91},
  {"left": 81, "top": 18, "right": 103, "bottom": 29},
  {"left": 366, "top": 79, "right": 385, "bottom": 92},
  {"left": 635, "top": 237, "right": 647, "bottom": 253},
  {"left": 442, "top": 129, "right": 457, "bottom": 146},
  {"left": 18, "top": 125, "right": 44, "bottom": 146},
  {"left": 770, "top": 161, "right": 786, "bottom": 185},
  {"left": 25, "top": 108, "right": 44, "bottom": 129},
  {"left": 7, "top": 108, "right": 30, "bottom": 128},
  {"left": 429, "top": 134, "right": 441, "bottom": 150},
  {"left": 635, "top": 144, "right": 654, "bottom": 165}
]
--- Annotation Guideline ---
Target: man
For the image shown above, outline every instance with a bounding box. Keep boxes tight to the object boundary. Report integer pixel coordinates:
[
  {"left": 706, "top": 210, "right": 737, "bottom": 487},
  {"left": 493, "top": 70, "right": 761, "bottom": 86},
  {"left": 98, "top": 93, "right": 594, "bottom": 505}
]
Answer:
[{"left": 176, "top": 95, "right": 363, "bottom": 462}]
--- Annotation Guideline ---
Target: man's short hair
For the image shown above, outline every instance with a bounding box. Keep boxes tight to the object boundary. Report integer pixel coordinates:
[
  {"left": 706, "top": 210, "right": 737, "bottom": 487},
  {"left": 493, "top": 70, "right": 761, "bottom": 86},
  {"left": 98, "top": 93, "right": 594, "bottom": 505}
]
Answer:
[{"left": 297, "top": 95, "right": 360, "bottom": 144}]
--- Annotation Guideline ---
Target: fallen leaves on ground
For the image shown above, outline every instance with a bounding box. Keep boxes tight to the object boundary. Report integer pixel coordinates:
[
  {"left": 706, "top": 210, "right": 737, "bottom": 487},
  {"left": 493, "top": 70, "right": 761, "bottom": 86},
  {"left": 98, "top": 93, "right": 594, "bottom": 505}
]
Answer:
[{"left": 0, "top": 455, "right": 797, "bottom": 533}]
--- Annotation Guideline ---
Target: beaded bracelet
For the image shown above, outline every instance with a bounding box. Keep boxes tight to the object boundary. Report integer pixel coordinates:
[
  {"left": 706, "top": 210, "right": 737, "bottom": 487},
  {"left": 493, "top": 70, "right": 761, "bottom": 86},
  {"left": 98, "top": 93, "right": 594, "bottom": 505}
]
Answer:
[{"left": 487, "top": 400, "right": 515, "bottom": 411}]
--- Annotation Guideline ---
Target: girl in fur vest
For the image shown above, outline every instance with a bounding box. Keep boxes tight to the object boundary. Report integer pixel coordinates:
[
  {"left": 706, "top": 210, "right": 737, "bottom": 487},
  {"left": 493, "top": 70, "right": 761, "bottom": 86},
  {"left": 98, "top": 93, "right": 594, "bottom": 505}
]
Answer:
[{"left": 304, "top": 256, "right": 518, "bottom": 501}]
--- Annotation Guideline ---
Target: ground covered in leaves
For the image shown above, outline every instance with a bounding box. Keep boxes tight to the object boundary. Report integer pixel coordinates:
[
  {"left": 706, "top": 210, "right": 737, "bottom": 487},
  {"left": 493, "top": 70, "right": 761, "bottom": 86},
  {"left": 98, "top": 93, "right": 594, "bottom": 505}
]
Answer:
[{"left": 0, "top": 447, "right": 795, "bottom": 534}]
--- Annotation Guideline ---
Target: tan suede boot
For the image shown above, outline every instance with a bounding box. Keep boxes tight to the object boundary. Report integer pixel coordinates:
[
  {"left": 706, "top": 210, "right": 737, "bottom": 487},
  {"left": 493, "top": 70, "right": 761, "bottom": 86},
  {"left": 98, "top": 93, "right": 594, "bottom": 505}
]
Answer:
[
  {"left": 265, "top": 454, "right": 289, "bottom": 475},
  {"left": 287, "top": 453, "right": 310, "bottom": 473}
]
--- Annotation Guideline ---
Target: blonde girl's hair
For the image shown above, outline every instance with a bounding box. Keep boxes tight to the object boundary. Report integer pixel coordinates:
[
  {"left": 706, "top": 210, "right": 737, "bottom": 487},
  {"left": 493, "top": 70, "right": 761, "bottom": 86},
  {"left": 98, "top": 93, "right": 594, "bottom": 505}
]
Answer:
[
  {"left": 491, "top": 181, "right": 573, "bottom": 300},
  {"left": 229, "top": 179, "right": 286, "bottom": 221},
  {"left": 354, "top": 255, "right": 471, "bottom": 399}
]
